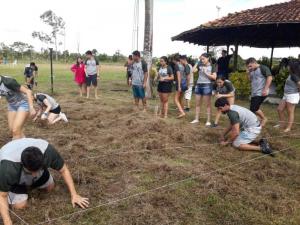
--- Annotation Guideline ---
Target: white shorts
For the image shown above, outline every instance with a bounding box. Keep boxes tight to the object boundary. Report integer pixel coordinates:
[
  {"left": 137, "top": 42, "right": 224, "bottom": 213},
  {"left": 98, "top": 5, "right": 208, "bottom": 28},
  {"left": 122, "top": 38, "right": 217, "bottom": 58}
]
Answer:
[
  {"left": 184, "top": 86, "right": 193, "bottom": 100},
  {"left": 283, "top": 93, "right": 300, "bottom": 105}
]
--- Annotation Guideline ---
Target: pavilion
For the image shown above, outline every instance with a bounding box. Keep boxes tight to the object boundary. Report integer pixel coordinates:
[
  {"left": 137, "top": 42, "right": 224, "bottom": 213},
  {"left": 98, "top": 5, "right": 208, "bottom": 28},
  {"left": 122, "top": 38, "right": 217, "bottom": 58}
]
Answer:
[{"left": 172, "top": 0, "right": 300, "bottom": 70}]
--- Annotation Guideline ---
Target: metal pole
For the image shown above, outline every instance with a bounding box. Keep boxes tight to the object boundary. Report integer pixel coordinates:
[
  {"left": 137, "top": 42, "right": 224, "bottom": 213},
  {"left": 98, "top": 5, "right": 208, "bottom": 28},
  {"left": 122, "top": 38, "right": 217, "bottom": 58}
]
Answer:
[
  {"left": 137, "top": 0, "right": 139, "bottom": 50},
  {"left": 49, "top": 48, "right": 54, "bottom": 94},
  {"left": 270, "top": 47, "right": 274, "bottom": 69}
]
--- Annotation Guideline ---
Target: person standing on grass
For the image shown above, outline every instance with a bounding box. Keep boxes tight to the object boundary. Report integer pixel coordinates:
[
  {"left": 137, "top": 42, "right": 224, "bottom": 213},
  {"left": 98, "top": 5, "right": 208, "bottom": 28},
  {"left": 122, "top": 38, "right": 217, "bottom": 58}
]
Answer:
[
  {"left": 131, "top": 50, "right": 148, "bottom": 111},
  {"left": 0, "top": 75, "right": 36, "bottom": 139},
  {"left": 125, "top": 55, "right": 134, "bottom": 86},
  {"left": 71, "top": 57, "right": 86, "bottom": 97},
  {"left": 216, "top": 49, "right": 234, "bottom": 79},
  {"left": 215, "top": 98, "right": 273, "bottom": 155},
  {"left": 33, "top": 93, "right": 68, "bottom": 124},
  {"left": 155, "top": 56, "right": 174, "bottom": 118},
  {"left": 184, "top": 60, "right": 194, "bottom": 112},
  {"left": 191, "top": 53, "right": 217, "bottom": 126},
  {"left": 0, "top": 138, "right": 89, "bottom": 225},
  {"left": 24, "top": 62, "right": 38, "bottom": 90},
  {"left": 211, "top": 77, "right": 235, "bottom": 128},
  {"left": 246, "top": 58, "right": 273, "bottom": 126},
  {"left": 276, "top": 60, "right": 300, "bottom": 132},
  {"left": 85, "top": 50, "right": 100, "bottom": 99}
]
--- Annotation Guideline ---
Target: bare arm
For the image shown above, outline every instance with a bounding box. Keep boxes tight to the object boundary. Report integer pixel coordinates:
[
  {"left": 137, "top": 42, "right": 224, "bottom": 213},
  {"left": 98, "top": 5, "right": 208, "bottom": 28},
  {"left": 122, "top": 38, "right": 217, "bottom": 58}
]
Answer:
[
  {"left": 217, "top": 91, "right": 235, "bottom": 99},
  {"left": 262, "top": 76, "right": 273, "bottom": 96},
  {"left": 20, "top": 86, "right": 35, "bottom": 116},
  {"left": 97, "top": 65, "right": 100, "bottom": 77},
  {"left": 143, "top": 72, "right": 148, "bottom": 88},
  {"left": 42, "top": 99, "right": 52, "bottom": 114},
  {"left": 0, "top": 192, "right": 12, "bottom": 225},
  {"left": 59, "top": 164, "right": 89, "bottom": 209}
]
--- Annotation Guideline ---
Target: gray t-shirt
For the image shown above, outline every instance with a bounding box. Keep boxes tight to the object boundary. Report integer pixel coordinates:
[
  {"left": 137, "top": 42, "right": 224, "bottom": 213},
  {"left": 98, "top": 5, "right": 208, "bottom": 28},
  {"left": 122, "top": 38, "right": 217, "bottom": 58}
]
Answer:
[
  {"left": 36, "top": 93, "right": 59, "bottom": 110},
  {"left": 196, "top": 63, "right": 216, "bottom": 84},
  {"left": 0, "top": 138, "right": 64, "bottom": 192},
  {"left": 158, "top": 66, "right": 173, "bottom": 82},
  {"left": 213, "top": 80, "right": 235, "bottom": 94},
  {"left": 0, "top": 75, "right": 27, "bottom": 105},
  {"left": 85, "top": 58, "right": 99, "bottom": 76},
  {"left": 227, "top": 105, "right": 260, "bottom": 131},
  {"left": 131, "top": 60, "right": 148, "bottom": 86},
  {"left": 284, "top": 75, "right": 299, "bottom": 95},
  {"left": 249, "top": 65, "right": 272, "bottom": 97}
]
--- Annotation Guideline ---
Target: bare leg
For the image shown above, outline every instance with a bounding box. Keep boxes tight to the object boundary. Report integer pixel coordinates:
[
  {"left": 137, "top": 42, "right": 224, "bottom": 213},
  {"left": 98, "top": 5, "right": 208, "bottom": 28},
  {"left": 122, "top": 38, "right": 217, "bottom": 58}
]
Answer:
[
  {"left": 82, "top": 83, "right": 87, "bottom": 95},
  {"left": 214, "top": 109, "right": 222, "bottom": 125},
  {"left": 285, "top": 102, "right": 296, "bottom": 132},
  {"left": 142, "top": 98, "right": 147, "bottom": 112},
  {"left": 48, "top": 113, "right": 61, "bottom": 124},
  {"left": 162, "top": 93, "right": 169, "bottom": 118},
  {"left": 256, "top": 109, "right": 267, "bottom": 126},
  {"left": 174, "top": 91, "right": 185, "bottom": 117},
  {"left": 194, "top": 95, "right": 202, "bottom": 121},
  {"left": 237, "top": 144, "right": 261, "bottom": 151},
  {"left": 277, "top": 100, "right": 287, "bottom": 128},
  {"left": 86, "top": 86, "right": 91, "bottom": 98},
  {"left": 11, "top": 111, "right": 29, "bottom": 139},
  {"left": 158, "top": 92, "right": 163, "bottom": 116},
  {"left": 78, "top": 84, "right": 83, "bottom": 97},
  {"left": 94, "top": 85, "right": 98, "bottom": 99},
  {"left": 12, "top": 200, "right": 28, "bottom": 210},
  {"left": 7, "top": 111, "right": 17, "bottom": 136},
  {"left": 203, "top": 95, "right": 212, "bottom": 123}
]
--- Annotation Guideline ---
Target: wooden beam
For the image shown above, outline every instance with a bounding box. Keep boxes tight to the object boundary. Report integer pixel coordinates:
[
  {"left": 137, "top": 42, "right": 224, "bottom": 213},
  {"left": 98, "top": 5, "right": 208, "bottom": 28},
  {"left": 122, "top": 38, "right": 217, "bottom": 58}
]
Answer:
[
  {"left": 270, "top": 47, "right": 274, "bottom": 69},
  {"left": 233, "top": 44, "right": 239, "bottom": 71}
]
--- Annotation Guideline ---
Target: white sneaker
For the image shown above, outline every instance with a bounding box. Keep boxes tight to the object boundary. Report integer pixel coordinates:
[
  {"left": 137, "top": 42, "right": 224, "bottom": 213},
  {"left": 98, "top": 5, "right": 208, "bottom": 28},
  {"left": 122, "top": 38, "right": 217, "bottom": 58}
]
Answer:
[
  {"left": 190, "top": 119, "right": 199, "bottom": 124},
  {"left": 205, "top": 122, "right": 211, "bottom": 127},
  {"left": 60, "top": 112, "right": 68, "bottom": 123},
  {"left": 273, "top": 124, "right": 280, "bottom": 128}
]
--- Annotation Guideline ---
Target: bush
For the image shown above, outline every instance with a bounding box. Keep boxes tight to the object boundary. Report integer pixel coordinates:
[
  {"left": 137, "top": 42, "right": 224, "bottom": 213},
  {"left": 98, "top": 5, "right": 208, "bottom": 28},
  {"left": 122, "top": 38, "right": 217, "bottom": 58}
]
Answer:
[
  {"left": 274, "top": 67, "right": 289, "bottom": 97},
  {"left": 230, "top": 71, "right": 251, "bottom": 98}
]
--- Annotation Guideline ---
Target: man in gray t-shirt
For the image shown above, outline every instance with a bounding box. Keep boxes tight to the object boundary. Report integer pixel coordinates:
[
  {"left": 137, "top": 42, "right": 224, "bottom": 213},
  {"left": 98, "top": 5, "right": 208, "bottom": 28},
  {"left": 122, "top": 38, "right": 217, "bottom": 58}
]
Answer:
[
  {"left": 85, "top": 50, "right": 100, "bottom": 99},
  {"left": 215, "top": 98, "right": 273, "bottom": 155},
  {"left": 246, "top": 58, "right": 273, "bottom": 126}
]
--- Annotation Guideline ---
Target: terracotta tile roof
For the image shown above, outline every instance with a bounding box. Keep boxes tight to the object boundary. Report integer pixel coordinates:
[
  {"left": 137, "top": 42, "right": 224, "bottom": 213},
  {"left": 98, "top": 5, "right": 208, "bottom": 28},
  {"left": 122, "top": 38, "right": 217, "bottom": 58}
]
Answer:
[{"left": 202, "top": 0, "right": 300, "bottom": 28}]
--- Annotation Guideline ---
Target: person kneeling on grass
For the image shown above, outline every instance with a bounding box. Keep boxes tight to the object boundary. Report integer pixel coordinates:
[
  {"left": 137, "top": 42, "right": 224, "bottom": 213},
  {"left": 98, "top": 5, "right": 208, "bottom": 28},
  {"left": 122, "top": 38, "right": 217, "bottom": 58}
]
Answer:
[
  {"left": 33, "top": 93, "right": 68, "bottom": 124},
  {"left": 0, "top": 138, "right": 89, "bottom": 225},
  {"left": 215, "top": 97, "right": 273, "bottom": 155}
]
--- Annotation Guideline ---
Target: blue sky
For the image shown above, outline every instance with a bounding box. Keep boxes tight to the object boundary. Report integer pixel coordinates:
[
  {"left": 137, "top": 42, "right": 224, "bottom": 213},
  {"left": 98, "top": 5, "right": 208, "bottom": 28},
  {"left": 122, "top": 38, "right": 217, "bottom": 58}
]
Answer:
[{"left": 0, "top": 0, "right": 298, "bottom": 59}]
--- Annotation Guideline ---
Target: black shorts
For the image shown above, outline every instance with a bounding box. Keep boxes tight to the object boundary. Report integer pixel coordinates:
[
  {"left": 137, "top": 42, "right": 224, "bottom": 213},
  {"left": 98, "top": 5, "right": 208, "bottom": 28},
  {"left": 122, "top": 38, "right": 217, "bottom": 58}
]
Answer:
[
  {"left": 157, "top": 82, "right": 172, "bottom": 93},
  {"left": 86, "top": 74, "right": 97, "bottom": 87},
  {"left": 50, "top": 105, "right": 61, "bottom": 114},
  {"left": 250, "top": 96, "right": 266, "bottom": 112}
]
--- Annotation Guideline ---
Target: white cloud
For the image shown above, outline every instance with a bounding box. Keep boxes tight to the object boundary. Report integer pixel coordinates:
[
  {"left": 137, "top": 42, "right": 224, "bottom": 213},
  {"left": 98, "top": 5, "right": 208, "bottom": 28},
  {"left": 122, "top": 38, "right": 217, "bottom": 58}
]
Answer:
[{"left": 0, "top": 0, "right": 298, "bottom": 59}]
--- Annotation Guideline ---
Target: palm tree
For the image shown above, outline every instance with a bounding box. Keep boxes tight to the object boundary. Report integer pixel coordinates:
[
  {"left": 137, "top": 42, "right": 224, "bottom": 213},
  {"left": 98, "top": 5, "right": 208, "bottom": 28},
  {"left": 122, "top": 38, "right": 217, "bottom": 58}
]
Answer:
[{"left": 143, "top": 0, "right": 153, "bottom": 98}]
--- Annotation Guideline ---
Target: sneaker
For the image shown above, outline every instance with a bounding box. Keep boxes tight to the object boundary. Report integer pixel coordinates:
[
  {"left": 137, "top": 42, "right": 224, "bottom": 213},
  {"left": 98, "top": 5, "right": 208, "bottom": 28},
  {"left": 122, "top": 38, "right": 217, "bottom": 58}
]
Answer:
[
  {"left": 60, "top": 112, "right": 69, "bottom": 123},
  {"left": 190, "top": 119, "right": 199, "bottom": 124},
  {"left": 259, "top": 138, "right": 274, "bottom": 157},
  {"left": 210, "top": 123, "right": 218, "bottom": 128},
  {"left": 184, "top": 108, "right": 190, "bottom": 112},
  {"left": 205, "top": 122, "right": 211, "bottom": 127},
  {"left": 273, "top": 124, "right": 280, "bottom": 128}
]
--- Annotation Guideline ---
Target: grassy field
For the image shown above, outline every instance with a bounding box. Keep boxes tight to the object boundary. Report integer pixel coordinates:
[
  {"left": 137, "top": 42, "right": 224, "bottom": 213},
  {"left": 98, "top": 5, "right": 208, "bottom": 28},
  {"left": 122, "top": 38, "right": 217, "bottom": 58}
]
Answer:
[{"left": 0, "top": 63, "right": 300, "bottom": 225}]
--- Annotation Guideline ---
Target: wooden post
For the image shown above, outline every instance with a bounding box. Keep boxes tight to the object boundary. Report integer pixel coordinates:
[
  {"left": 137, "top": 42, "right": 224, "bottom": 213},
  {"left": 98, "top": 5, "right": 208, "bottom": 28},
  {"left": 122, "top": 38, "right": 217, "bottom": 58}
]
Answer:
[
  {"left": 233, "top": 44, "right": 238, "bottom": 71},
  {"left": 270, "top": 47, "right": 274, "bottom": 69},
  {"left": 226, "top": 45, "right": 230, "bottom": 55},
  {"left": 206, "top": 45, "right": 209, "bottom": 53},
  {"left": 49, "top": 48, "right": 54, "bottom": 94}
]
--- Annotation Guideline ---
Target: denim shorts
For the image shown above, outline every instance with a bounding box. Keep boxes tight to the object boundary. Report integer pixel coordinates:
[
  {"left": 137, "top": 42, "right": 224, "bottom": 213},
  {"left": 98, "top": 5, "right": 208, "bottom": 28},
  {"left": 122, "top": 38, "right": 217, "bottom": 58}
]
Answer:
[
  {"left": 195, "top": 83, "right": 213, "bottom": 96},
  {"left": 8, "top": 100, "right": 29, "bottom": 112},
  {"left": 132, "top": 85, "right": 145, "bottom": 99}
]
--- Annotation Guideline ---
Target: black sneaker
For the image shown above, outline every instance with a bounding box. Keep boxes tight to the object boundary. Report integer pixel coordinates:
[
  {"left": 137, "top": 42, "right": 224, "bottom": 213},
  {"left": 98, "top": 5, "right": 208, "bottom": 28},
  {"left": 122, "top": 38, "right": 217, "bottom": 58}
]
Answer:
[
  {"left": 210, "top": 123, "right": 218, "bottom": 128},
  {"left": 184, "top": 108, "right": 190, "bottom": 112},
  {"left": 260, "top": 138, "right": 274, "bottom": 157}
]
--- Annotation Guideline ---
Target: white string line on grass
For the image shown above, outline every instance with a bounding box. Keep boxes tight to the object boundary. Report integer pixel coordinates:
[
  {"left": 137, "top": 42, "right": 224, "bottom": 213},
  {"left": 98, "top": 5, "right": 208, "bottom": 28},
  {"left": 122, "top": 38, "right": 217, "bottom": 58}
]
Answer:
[
  {"left": 0, "top": 201, "right": 29, "bottom": 225},
  {"left": 101, "top": 93, "right": 300, "bottom": 126},
  {"left": 36, "top": 143, "right": 300, "bottom": 225},
  {"left": 68, "top": 133, "right": 300, "bottom": 162}
]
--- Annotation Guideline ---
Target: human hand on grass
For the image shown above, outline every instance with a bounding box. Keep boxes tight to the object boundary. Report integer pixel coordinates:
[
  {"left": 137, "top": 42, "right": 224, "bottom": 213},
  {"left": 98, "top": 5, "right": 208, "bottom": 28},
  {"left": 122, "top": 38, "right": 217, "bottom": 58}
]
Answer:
[
  {"left": 71, "top": 194, "right": 89, "bottom": 209},
  {"left": 30, "top": 107, "right": 36, "bottom": 117},
  {"left": 220, "top": 141, "right": 229, "bottom": 146}
]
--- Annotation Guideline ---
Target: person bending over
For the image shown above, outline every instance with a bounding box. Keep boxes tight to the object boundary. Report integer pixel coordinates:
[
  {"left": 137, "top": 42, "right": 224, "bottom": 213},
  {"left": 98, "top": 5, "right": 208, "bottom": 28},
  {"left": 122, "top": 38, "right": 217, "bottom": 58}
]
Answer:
[
  {"left": 215, "top": 98, "right": 273, "bottom": 155},
  {"left": 33, "top": 93, "right": 68, "bottom": 124},
  {"left": 24, "top": 62, "right": 38, "bottom": 90},
  {"left": 0, "top": 138, "right": 89, "bottom": 225}
]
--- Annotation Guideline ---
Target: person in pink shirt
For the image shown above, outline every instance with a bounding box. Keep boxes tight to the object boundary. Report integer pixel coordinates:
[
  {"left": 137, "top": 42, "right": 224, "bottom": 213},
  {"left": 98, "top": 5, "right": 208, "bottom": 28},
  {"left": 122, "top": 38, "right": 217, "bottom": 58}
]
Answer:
[{"left": 71, "top": 57, "right": 86, "bottom": 97}]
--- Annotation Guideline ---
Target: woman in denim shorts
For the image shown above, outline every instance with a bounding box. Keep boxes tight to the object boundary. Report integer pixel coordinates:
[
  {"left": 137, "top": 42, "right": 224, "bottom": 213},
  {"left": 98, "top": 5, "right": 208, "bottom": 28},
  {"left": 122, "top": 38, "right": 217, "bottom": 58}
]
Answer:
[
  {"left": 191, "top": 53, "right": 217, "bottom": 126},
  {"left": 0, "top": 75, "right": 35, "bottom": 139}
]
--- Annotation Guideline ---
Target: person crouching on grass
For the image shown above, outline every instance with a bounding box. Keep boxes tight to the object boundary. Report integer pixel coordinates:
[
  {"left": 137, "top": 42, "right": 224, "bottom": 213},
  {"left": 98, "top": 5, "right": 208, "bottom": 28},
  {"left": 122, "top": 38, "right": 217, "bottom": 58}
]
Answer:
[
  {"left": 155, "top": 56, "right": 174, "bottom": 118},
  {"left": 215, "top": 97, "right": 273, "bottom": 156},
  {"left": 0, "top": 138, "right": 89, "bottom": 225},
  {"left": 0, "top": 75, "right": 36, "bottom": 139},
  {"left": 276, "top": 59, "right": 300, "bottom": 132},
  {"left": 131, "top": 50, "right": 148, "bottom": 111},
  {"left": 33, "top": 93, "right": 68, "bottom": 124}
]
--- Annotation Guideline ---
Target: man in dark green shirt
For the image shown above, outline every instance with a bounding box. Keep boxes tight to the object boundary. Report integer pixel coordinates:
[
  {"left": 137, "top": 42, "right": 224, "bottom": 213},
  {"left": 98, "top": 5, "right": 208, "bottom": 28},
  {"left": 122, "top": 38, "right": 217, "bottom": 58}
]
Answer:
[{"left": 0, "top": 138, "right": 89, "bottom": 225}]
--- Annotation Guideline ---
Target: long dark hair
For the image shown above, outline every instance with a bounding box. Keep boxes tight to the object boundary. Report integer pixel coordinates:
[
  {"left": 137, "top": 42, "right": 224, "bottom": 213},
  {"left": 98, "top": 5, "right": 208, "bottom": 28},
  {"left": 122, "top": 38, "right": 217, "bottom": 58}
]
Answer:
[
  {"left": 160, "top": 56, "right": 168, "bottom": 65},
  {"left": 289, "top": 59, "right": 300, "bottom": 77},
  {"left": 76, "top": 57, "right": 82, "bottom": 67}
]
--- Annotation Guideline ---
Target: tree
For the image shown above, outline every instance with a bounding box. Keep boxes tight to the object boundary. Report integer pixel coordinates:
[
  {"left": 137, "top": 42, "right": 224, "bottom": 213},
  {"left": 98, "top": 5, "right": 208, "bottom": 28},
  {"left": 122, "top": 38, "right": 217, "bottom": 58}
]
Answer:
[
  {"left": 92, "top": 49, "right": 98, "bottom": 56},
  {"left": 32, "top": 10, "right": 65, "bottom": 61},
  {"left": 10, "top": 42, "right": 30, "bottom": 59},
  {"left": 143, "top": 0, "right": 153, "bottom": 98}
]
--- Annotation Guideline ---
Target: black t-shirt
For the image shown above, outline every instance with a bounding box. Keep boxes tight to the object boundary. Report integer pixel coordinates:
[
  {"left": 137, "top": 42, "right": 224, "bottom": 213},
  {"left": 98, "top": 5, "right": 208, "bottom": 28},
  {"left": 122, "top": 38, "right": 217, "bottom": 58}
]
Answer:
[{"left": 217, "top": 55, "right": 232, "bottom": 73}]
